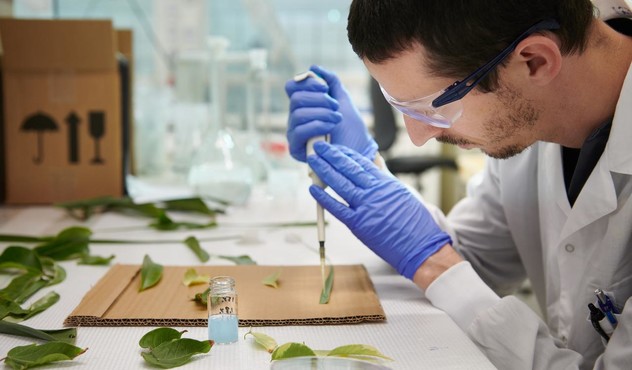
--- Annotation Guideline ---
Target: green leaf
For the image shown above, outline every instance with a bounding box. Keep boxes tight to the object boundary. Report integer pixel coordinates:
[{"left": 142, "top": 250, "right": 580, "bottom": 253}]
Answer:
[
  {"left": 21, "top": 291, "right": 60, "bottom": 320},
  {"left": 56, "top": 196, "right": 163, "bottom": 220},
  {"left": 0, "top": 273, "right": 47, "bottom": 304},
  {"left": 139, "top": 327, "right": 187, "bottom": 350},
  {"left": 183, "top": 237, "right": 210, "bottom": 263},
  {"left": 163, "top": 197, "right": 221, "bottom": 216},
  {"left": 0, "top": 321, "right": 76, "bottom": 343},
  {"left": 216, "top": 255, "right": 257, "bottom": 265},
  {"left": 3, "top": 341, "right": 87, "bottom": 369},
  {"left": 0, "top": 290, "right": 59, "bottom": 321},
  {"left": 34, "top": 227, "right": 91, "bottom": 261},
  {"left": 0, "top": 297, "right": 29, "bottom": 319},
  {"left": 182, "top": 268, "right": 209, "bottom": 287},
  {"left": 262, "top": 270, "right": 281, "bottom": 288},
  {"left": 149, "top": 212, "right": 217, "bottom": 231},
  {"left": 192, "top": 288, "right": 210, "bottom": 307},
  {"left": 141, "top": 338, "right": 212, "bottom": 368},
  {"left": 78, "top": 254, "right": 115, "bottom": 265},
  {"left": 319, "top": 265, "right": 334, "bottom": 304},
  {"left": 0, "top": 246, "right": 43, "bottom": 273},
  {"left": 244, "top": 328, "right": 278, "bottom": 353},
  {"left": 271, "top": 342, "right": 316, "bottom": 361},
  {"left": 139, "top": 255, "right": 163, "bottom": 292},
  {"left": 326, "top": 344, "right": 393, "bottom": 361},
  {"left": 121, "top": 202, "right": 165, "bottom": 219},
  {"left": 44, "top": 262, "right": 66, "bottom": 286},
  {"left": 56, "top": 195, "right": 131, "bottom": 220},
  {"left": 149, "top": 212, "right": 178, "bottom": 231}
]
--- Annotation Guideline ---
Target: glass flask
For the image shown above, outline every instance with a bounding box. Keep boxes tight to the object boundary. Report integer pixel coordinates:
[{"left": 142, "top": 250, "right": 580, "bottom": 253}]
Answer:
[{"left": 188, "top": 125, "right": 253, "bottom": 205}]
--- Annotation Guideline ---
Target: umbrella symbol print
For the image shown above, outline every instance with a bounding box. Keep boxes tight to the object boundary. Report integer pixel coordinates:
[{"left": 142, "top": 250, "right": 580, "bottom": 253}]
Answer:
[{"left": 21, "top": 112, "right": 58, "bottom": 164}]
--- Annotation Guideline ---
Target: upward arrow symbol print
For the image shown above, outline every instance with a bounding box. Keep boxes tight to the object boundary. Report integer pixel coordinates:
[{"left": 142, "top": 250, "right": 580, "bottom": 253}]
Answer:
[{"left": 66, "top": 112, "right": 80, "bottom": 163}]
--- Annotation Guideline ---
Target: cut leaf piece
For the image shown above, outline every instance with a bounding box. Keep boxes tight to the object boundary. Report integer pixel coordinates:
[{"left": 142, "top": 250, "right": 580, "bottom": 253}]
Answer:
[
  {"left": 139, "top": 327, "right": 187, "bottom": 350},
  {"left": 3, "top": 342, "right": 87, "bottom": 370},
  {"left": 192, "top": 288, "right": 210, "bottom": 307},
  {"left": 139, "top": 255, "right": 163, "bottom": 292},
  {"left": 182, "top": 268, "right": 209, "bottom": 287},
  {"left": 0, "top": 272, "right": 46, "bottom": 303},
  {"left": 217, "top": 254, "right": 256, "bottom": 265},
  {"left": 141, "top": 338, "right": 212, "bottom": 369},
  {"left": 271, "top": 342, "right": 316, "bottom": 361},
  {"left": 319, "top": 265, "right": 334, "bottom": 304},
  {"left": 78, "top": 254, "right": 115, "bottom": 265},
  {"left": 262, "top": 270, "right": 282, "bottom": 288},
  {"left": 183, "top": 237, "right": 210, "bottom": 263},
  {"left": 21, "top": 291, "right": 60, "bottom": 321},
  {"left": 0, "top": 297, "right": 29, "bottom": 319},
  {"left": 327, "top": 344, "right": 393, "bottom": 361},
  {"left": 0, "top": 321, "right": 76, "bottom": 343},
  {"left": 244, "top": 328, "right": 278, "bottom": 353}
]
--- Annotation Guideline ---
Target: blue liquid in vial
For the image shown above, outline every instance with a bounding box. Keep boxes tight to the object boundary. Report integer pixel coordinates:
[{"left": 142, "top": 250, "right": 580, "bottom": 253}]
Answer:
[{"left": 208, "top": 314, "right": 238, "bottom": 344}]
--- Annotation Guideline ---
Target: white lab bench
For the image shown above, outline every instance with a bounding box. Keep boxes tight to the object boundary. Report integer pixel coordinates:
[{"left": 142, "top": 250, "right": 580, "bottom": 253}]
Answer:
[{"left": 0, "top": 183, "right": 496, "bottom": 369}]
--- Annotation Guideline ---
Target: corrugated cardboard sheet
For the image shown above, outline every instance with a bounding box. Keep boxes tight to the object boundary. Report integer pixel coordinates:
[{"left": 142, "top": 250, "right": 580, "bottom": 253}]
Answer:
[{"left": 64, "top": 264, "right": 385, "bottom": 327}]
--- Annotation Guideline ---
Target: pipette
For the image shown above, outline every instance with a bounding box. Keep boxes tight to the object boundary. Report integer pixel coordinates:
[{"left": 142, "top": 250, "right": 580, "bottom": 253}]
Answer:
[{"left": 293, "top": 71, "right": 329, "bottom": 289}]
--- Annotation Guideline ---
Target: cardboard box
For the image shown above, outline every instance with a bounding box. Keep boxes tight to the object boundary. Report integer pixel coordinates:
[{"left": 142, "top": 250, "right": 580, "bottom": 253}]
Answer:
[
  {"left": 116, "top": 29, "right": 135, "bottom": 176},
  {"left": 0, "top": 19, "right": 127, "bottom": 204}
]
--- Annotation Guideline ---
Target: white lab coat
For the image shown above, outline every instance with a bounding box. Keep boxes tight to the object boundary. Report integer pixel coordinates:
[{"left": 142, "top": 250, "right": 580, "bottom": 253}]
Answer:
[{"left": 424, "top": 59, "right": 632, "bottom": 368}]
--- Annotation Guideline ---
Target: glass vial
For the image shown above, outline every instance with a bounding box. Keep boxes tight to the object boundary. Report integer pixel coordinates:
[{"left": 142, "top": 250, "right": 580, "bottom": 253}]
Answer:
[{"left": 208, "top": 276, "right": 238, "bottom": 344}]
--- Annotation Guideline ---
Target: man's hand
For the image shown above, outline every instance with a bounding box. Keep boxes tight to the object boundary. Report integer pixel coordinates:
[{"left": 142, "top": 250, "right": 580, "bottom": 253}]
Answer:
[
  {"left": 307, "top": 142, "right": 452, "bottom": 279},
  {"left": 285, "top": 65, "right": 378, "bottom": 162}
]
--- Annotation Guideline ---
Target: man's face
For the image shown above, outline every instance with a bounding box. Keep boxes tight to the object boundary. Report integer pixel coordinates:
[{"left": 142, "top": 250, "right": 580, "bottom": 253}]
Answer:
[{"left": 365, "top": 44, "right": 543, "bottom": 159}]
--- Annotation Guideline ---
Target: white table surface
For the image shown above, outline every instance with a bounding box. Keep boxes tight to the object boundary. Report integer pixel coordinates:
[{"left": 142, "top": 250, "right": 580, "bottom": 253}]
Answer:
[{"left": 0, "top": 184, "right": 496, "bottom": 369}]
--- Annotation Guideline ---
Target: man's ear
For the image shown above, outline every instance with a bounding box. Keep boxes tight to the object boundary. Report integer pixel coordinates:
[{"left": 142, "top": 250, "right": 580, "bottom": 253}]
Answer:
[{"left": 512, "top": 35, "right": 562, "bottom": 86}]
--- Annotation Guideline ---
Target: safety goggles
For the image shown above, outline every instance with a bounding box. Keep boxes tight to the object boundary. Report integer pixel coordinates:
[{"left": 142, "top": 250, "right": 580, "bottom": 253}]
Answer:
[{"left": 380, "top": 19, "right": 560, "bottom": 128}]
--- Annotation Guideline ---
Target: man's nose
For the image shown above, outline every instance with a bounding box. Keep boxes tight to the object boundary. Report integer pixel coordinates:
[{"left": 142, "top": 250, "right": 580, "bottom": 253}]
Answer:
[{"left": 403, "top": 115, "right": 443, "bottom": 146}]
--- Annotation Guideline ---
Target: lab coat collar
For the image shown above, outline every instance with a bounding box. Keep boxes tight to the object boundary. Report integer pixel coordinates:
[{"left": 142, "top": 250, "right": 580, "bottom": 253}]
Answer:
[
  {"left": 556, "top": 63, "right": 632, "bottom": 239},
  {"left": 606, "top": 63, "right": 632, "bottom": 175}
]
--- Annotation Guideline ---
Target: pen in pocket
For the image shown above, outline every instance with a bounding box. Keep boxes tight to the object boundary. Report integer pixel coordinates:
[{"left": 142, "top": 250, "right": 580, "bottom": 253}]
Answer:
[
  {"left": 588, "top": 303, "right": 610, "bottom": 342},
  {"left": 595, "top": 289, "right": 618, "bottom": 328}
]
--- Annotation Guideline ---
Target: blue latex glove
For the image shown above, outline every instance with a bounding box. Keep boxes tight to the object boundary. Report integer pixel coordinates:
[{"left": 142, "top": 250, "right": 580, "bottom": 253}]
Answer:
[
  {"left": 285, "top": 65, "right": 378, "bottom": 162},
  {"left": 307, "top": 142, "right": 452, "bottom": 279}
]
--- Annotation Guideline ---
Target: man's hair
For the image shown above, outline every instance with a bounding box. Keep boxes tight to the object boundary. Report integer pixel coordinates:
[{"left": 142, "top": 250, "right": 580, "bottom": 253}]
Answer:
[{"left": 347, "top": 0, "right": 594, "bottom": 91}]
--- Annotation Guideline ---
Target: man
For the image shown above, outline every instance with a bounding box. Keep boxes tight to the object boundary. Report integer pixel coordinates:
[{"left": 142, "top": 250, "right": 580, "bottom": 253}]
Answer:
[{"left": 285, "top": 0, "right": 632, "bottom": 369}]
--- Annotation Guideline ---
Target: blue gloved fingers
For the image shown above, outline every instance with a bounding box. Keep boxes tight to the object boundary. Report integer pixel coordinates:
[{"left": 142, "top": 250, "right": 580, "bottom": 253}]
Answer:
[
  {"left": 284, "top": 77, "right": 329, "bottom": 97},
  {"left": 312, "top": 142, "right": 375, "bottom": 189},
  {"left": 307, "top": 153, "right": 367, "bottom": 205},
  {"left": 288, "top": 90, "right": 339, "bottom": 112},
  {"left": 289, "top": 107, "right": 342, "bottom": 127},
  {"left": 287, "top": 120, "right": 338, "bottom": 162},
  {"left": 310, "top": 65, "right": 350, "bottom": 103},
  {"left": 337, "top": 146, "right": 384, "bottom": 178},
  {"left": 309, "top": 65, "right": 342, "bottom": 92},
  {"left": 309, "top": 185, "right": 355, "bottom": 224}
]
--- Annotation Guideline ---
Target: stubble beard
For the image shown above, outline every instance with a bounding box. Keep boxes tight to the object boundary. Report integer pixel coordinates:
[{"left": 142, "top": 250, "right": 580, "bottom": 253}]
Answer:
[{"left": 438, "top": 85, "right": 540, "bottom": 160}]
